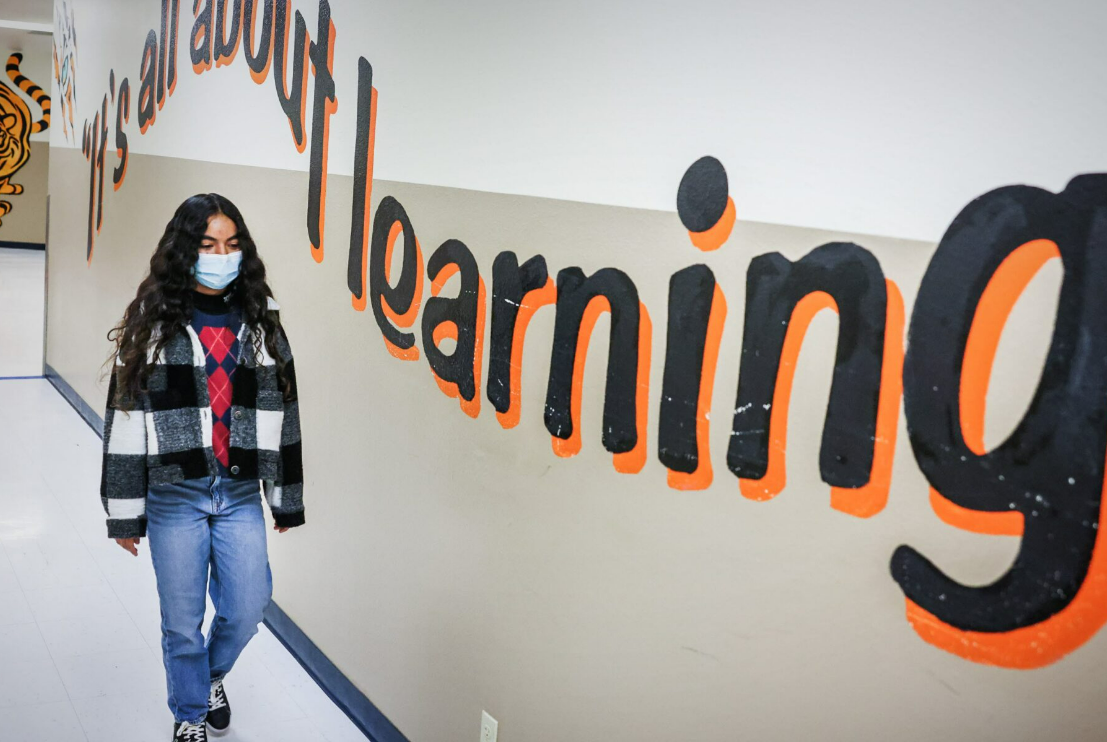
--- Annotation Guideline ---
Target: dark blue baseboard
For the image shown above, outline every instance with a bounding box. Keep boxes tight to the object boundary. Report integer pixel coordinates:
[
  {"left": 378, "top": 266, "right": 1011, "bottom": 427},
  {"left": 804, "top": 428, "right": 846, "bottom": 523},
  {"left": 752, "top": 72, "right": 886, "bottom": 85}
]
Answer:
[
  {"left": 263, "top": 602, "right": 410, "bottom": 742},
  {"left": 43, "top": 363, "right": 406, "bottom": 742},
  {"left": 0, "top": 240, "right": 46, "bottom": 250},
  {"left": 44, "top": 364, "right": 104, "bottom": 438}
]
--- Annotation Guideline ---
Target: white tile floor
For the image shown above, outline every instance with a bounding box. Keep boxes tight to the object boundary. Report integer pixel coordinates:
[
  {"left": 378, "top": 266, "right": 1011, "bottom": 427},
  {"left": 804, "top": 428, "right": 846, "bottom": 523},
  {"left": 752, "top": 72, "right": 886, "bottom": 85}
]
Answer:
[
  {"left": 0, "top": 248, "right": 46, "bottom": 377},
  {"left": 0, "top": 255, "right": 366, "bottom": 740}
]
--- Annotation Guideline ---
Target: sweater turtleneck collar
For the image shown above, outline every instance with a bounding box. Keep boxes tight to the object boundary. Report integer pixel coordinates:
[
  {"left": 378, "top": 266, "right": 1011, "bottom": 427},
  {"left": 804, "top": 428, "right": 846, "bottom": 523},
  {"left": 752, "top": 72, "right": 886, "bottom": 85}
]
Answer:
[{"left": 191, "top": 286, "right": 238, "bottom": 315}]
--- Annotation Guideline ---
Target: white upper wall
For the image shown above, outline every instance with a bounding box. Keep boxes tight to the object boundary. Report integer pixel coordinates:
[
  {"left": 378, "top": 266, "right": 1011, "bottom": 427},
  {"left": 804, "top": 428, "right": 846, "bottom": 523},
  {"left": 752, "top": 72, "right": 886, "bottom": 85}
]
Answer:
[
  {"left": 53, "top": 0, "right": 1107, "bottom": 241},
  {"left": 0, "top": 0, "right": 53, "bottom": 25}
]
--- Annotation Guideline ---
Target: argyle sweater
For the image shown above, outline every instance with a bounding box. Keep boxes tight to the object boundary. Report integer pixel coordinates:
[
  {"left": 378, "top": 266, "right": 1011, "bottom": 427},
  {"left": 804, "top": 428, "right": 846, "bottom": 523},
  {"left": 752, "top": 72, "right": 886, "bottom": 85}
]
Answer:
[
  {"left": 189, "top": 290, "right": 243, "bottom": 475},
  {"left": 100, "top": 295, "right": 304, "bottom": 538}
]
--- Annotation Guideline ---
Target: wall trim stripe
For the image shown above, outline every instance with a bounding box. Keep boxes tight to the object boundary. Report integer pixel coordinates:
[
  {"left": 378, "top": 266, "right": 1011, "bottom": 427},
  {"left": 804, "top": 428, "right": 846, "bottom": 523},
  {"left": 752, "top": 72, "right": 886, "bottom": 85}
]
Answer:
[
  {"left": 42, "top": 364, "right": 406, "bottom": 742},
  {"left": 0, "top": 375, "right": 45, "bottom": 380},
  {"left": 0, "top": 240, "right": 47, "bottom": 250}
]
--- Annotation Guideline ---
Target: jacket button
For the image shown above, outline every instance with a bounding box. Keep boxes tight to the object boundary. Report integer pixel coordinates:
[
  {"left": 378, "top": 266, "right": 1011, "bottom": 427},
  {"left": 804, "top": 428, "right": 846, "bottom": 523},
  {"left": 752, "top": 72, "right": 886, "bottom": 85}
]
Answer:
[
  {"left": 230, "top": 465, "right": 240, "bottom": 475},
  {"left": 233, "top": 409, "right": 243, "bottom": 420}
]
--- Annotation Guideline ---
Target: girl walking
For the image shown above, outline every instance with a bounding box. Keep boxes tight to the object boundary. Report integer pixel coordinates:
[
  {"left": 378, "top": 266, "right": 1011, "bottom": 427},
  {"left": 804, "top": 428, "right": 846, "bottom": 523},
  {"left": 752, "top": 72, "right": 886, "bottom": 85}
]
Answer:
[{"left": 99, "top": 193, "right": 305, "bottom": 741}]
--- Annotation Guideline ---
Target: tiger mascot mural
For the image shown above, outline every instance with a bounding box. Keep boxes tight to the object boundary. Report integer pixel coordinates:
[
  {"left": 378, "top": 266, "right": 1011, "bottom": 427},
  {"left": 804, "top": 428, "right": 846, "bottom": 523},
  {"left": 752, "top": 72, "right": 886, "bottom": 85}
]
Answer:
[{"left": 0, "top": 53, "right": 51, "bottom": 227}]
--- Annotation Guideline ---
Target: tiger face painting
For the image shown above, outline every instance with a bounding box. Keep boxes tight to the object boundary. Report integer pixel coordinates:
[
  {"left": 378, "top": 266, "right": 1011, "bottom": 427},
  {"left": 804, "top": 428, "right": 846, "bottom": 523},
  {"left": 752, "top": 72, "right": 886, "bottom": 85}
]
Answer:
[{"left": 0, "top": 53, "right": 50, "bottom": 227}]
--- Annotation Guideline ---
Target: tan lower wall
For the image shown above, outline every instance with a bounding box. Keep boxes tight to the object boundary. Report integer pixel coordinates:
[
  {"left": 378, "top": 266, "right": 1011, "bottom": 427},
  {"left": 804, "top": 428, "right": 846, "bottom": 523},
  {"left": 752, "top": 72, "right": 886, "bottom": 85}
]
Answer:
[
  {"left": 44, "top": 145, "right": 1106, "bottom": 741},
  {"left": 1, "top": 140, "right": 49, "bottom": 245}
]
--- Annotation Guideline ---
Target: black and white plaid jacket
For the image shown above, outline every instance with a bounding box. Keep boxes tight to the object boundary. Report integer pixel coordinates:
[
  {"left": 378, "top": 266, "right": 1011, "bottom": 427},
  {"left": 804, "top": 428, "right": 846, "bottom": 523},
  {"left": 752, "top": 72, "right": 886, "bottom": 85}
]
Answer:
[{"left": 100, "top": 297, "right": 304, "bottom": 538}]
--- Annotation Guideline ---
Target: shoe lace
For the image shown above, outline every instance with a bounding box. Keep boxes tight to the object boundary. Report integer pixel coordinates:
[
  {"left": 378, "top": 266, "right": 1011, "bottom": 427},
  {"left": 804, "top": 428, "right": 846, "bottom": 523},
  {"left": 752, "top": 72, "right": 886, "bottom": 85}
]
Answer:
[
  {"left": 175, "top": 721, "right": 206, "bottom": 741},
  {"left": 208, "top": 680, "right": 228, "bottom": 711}
]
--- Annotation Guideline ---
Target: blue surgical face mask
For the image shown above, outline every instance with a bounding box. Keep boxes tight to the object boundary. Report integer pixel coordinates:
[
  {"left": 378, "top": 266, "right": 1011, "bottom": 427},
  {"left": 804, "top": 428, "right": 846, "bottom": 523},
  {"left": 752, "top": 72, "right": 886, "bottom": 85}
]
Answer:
[{"left": 193, "top": 251, "right": 243, "bottom": 290}]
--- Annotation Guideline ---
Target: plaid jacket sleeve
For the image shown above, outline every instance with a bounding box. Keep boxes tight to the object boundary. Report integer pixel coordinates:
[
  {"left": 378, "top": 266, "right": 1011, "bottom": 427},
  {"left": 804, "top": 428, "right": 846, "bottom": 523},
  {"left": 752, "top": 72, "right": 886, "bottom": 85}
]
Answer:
[
  {"left": 262, "top": 322, "right": 305, "bottom": 528},
  {"left": 100, "top": 362, "right": 149, "bottom": 538}
]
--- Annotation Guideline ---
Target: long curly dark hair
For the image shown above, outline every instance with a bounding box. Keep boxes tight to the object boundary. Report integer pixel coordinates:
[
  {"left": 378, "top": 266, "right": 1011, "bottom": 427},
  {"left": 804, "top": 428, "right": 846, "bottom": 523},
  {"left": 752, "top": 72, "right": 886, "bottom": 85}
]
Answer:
[{"left": 104, "top": 193, "right": 292, "bottom": 409}]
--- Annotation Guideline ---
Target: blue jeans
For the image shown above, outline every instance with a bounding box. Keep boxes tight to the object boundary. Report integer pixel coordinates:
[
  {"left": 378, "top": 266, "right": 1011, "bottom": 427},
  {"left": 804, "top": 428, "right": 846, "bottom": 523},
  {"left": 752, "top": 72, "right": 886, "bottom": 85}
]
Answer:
[{"left": 146, "top": 475, "right": 273, "bottom": 724}]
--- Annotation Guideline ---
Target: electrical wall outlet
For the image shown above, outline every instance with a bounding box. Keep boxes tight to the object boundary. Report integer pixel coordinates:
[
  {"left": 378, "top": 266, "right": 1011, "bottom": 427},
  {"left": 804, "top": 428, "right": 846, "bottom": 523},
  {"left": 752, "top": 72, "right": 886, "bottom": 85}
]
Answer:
[{"left": 480, "top": 710, "right": 499, "bottom": 742}]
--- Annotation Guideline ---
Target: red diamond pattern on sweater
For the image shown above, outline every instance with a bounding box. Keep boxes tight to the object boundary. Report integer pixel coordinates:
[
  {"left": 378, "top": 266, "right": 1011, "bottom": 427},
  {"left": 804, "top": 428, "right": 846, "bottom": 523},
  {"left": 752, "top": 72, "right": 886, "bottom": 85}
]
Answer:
[
  {"left": 212, "top": 421, "right": 230, "bottom": 463},
  {"left": 208, "top": 366, "right": 232, "bottom": 419},
  {"left": 200, "top": 326, "right": 235, "bottom": 364},
  {"left": 198, "top": 326, "right": 237, "bottom": 468}
]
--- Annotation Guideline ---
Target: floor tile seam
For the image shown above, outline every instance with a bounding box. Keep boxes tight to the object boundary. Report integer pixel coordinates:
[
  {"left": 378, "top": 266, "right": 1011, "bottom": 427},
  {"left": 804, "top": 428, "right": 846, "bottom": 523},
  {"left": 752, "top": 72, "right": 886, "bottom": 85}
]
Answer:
[
  {"left": 40, "top": 650, "right": 93, "bottom": 742},
  {"left": 34, "top": 381, "right": 306, "bottom": 692},
  {"left": 3, "top": 479, "right": 111, "bottom": 603},
  {"left": 30, "top": 634, "right": 160, "bottom": 666},
  {"left": 96, "top": 566, "right": 164, "bottom": 655},
  {"left": 58, "top": 679, "right": 169, "bottom": 706},
  {"left": 9, "top": 613, "right": 92, "bottom": 741},
  {"left": 0, "top": 539, "right": 36, "bottom": 621},
  {"left": 268, "top": 669, "right": 342, "bottom": 733},
  {"left": 72, "top": 560, "right": 161, "bottom": 655},
  {"left": 315, "top": 715, "right": 353, "bottom": 742},
  {"left": 0, "top": 696, "right": 91, "bottom": 718},
  {"left": 22, "top": 411, "right": 159, "bottom": 658},
  {"left": 69, "top": 499, "right": 161, "bottom": 618},
  {"left": 34, "top": 596, "right": 142, "bottom": 742},
  {"left": 23, "top": 599, "right": 141, "bottom": 627}
]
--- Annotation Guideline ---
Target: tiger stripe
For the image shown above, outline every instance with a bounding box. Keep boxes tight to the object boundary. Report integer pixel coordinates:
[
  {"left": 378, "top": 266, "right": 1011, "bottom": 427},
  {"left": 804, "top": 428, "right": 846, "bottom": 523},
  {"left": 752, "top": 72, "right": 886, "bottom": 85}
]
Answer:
[{"left": 5, "top": 53, "right": 50, "bottom": 133}]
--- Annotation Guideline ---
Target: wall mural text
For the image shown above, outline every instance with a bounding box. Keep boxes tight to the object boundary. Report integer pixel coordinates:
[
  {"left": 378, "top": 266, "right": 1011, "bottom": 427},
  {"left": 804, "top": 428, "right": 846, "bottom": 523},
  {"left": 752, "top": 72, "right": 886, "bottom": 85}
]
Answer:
[{"left": 72, "top": 0, "right": 1107, "bottom": 670}]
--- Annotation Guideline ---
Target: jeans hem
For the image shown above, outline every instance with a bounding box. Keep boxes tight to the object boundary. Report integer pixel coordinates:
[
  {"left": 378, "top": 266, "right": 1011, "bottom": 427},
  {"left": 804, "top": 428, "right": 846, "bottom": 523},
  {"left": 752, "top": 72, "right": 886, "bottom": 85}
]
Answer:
[{"left": 177, "top": 714, "right": 207, "bottom": 725}]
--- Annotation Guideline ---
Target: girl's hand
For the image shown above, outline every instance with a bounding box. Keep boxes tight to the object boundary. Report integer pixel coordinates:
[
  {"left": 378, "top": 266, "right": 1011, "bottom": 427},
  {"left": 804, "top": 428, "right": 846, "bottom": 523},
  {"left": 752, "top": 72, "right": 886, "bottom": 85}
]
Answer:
[
  {"left": 115, "top": 537, "right": 141, "bottom": 556},
  {"left": 273, "top": 524, "right": 290, "bottom": 533}
]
